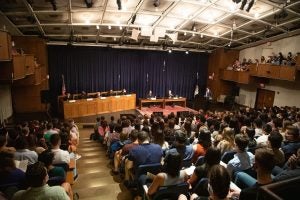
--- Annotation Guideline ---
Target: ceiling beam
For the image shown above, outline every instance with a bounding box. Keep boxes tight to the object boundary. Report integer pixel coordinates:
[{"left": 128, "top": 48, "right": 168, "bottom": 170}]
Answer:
[
  {"left": 21, "top": 0, "right": 45, "bottom": 36},
  {"left": 0, "top": 11, "right": 23, "bottom": 36}
]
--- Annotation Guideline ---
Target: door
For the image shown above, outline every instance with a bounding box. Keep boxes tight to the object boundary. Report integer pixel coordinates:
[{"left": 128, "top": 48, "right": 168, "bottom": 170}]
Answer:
[{"left": 255, "top": 89, "right": 275, "bottom": 109}]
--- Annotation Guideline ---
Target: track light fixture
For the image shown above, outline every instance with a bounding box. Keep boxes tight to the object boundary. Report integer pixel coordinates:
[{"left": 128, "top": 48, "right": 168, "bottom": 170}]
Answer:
[
  {"left": 153, "top": 0, "right": 160, "bottom": 7},
  {"left": 240, "top": 0, "right": 254, "bottom": 12},
  {"left": 131, "top": 14, "right": 136, "bottom": 24},
  {"left": 117, "top": 0, "right": 122, "bottom": 10},
  {"left": 84, "top": 0, "right": 93, "bottom": 8},
  {"left": 232, "top": 0, "right": 254, "bottom": 12}
]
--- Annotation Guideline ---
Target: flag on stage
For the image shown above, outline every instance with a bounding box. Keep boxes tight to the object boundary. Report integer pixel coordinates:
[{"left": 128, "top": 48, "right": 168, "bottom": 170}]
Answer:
[
  {"left": 61, "top": 74, "right": 66, "bottom": 96},
  {"left": 194, "top": 84, "right": 199, "bottom": 97},
  {"left": 194, "top": 72, "right": 199, "bottom": 98}
]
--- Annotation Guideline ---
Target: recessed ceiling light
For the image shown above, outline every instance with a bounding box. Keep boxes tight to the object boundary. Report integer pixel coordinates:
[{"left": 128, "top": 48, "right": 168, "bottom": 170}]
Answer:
[
  {"left": 168, "top": 49, "right": 172, "bottom": 53},
  {"left": 192, "top": 33, "right": 195, "bottom": 36},
  {"left": 96, "top": 25, "right": 99, "bottom": 30},
  {"left": 185, "top": 50, "right": 189, "bottom": 54},
  {"left": 184, "top": 32, "right": 187, "bottom": 36},
  {"left": 200, "top": 33, "right": 203, "bottom": 38},
  {"left": 254, "top": 13, "right": 260, "bottom": 18},
  {"left": 114, "top": 37, "right": 116, "bottom": 41},
  {"left": 119, "top": 26, "right": 122, "bottom": 30},
  {"left": 108, "top": 25, "right": 111, "bottom": 29},
  {"left": 214, "top": 32, "right": 219, "bottom": 36}
]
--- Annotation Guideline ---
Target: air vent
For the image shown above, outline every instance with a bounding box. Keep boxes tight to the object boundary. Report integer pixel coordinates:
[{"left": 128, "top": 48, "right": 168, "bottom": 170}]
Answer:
[
  {"left": 53, "top": 27, "right": 61, "bottom": 30},
  {"left": 82, "top": 27, "right": 89, "bottom": 30}
]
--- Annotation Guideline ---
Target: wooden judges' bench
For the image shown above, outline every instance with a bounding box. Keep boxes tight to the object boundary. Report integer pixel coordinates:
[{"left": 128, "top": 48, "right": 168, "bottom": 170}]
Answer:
[
  {"left": 139, "top": 97, "right": 187, "bottom": 109},
  {"left": 59, "top": 94, "right": 136, "bottom": 119}
]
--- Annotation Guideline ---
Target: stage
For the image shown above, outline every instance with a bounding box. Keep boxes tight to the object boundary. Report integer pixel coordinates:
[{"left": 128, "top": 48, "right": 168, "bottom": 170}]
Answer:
[
  {"left": 137, "top": 105, "right": 198, "bottom": 117},
  {"left": 69, "top": 105, "right": 197, "bottom": 124}
]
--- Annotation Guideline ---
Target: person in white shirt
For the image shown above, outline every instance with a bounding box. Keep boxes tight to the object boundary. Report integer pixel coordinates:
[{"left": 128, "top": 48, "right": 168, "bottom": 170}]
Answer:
[{"left": 50, "top": 134, "right": 70, "bottom": 164}]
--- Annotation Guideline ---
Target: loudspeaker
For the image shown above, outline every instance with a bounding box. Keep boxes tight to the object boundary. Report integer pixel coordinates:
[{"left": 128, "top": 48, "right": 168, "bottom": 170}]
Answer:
[
  {"left": 177, "top": 111, "right": 190, "bottom": 119},
  {"left": 40, "top": 90, "right": 50, "bottom": 103},
  {"left": 231, "top": 86, "right": 240, "bottom": 96}
]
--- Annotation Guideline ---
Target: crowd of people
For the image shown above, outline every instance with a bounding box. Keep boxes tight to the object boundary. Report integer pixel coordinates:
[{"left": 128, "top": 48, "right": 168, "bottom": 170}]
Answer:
[
  {"left": 227, "top": 52, "right": 297, "bottom": 72},
  {"left": 1, "top": 104, "right": 300, "bottom": 200},
  {"left": 0, "top": 118, "right": 80, "bottom": 199},
  {"left": 91, "top": 105, "right": 300, "bottom": 200}
]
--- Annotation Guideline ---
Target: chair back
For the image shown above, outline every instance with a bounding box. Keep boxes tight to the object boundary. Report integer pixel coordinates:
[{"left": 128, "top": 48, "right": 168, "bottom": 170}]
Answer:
[
  {"left": 181, "top": 157, "right": 192, "bottom": 169},
  {"left": 135, "top": 163, "right": 162, "bottom": 180},
  {"left": 195, "top": 156, "right": 205, "bottom": 166},
  {"left": 192, "top": 178, "right": 209, "bottom": 196},
  {"left": 48, "top": 176, "right": 65, "bottom": 186},
  {"left": 221, "top": 150, "right": 236, "bottom": 164},
  {"left": 53, "top": 163, "right": 69, "bottom": 172},
  {"left": 152, "top": 182, "right": 189, "bottom": 200}
]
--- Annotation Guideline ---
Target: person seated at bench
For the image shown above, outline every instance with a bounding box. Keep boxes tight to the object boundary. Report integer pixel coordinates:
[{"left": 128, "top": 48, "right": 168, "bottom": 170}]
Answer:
[{"left": 12, "top": 162, "right": 74, "bottom": 200}]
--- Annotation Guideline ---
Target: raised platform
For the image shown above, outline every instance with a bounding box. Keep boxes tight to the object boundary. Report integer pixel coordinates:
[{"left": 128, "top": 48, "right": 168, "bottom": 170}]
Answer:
[{"left": 137, "top": 105, "right": 198, "bottom": 117}]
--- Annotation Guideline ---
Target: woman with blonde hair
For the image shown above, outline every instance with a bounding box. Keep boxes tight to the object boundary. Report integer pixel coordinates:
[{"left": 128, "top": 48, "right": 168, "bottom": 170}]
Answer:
[{"left": 217, "top": 127, "right": 235, "bottom": 155}]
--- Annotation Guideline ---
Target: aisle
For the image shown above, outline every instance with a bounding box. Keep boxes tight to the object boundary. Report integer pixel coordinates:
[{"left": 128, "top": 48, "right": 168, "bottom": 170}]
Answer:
[{"left": 72, "top": 128, "right": 132, "bottom": 200}]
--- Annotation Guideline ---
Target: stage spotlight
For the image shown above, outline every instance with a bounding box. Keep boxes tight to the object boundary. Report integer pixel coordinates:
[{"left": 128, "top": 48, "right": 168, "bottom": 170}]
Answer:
[
  {"left": 168, "top": 49, "right": 172, "bottom": 53},
  {"left": 84, "top": 0, "right": 93, "bottom": 8},
  {"left": 185, "top": 50, "right": 189, "bottom": 54},
  {"left": 117, "top": 0, "right": 122, "bottom": 10},
  {"left": 153, "top": 0, "right": 160, "bottom": 7}
]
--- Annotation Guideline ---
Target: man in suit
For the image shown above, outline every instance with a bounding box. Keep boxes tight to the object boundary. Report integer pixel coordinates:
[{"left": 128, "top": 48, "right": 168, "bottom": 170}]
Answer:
[
  {"left": 146, "top": 90, "right": 153, "bottom": 99},
  {"left": 204, "top": 87, "right": 212, "bottom": 110}
]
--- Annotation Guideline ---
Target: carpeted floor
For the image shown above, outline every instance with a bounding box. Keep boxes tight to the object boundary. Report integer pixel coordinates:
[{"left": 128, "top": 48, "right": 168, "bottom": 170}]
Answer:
[{"left": 72, "top": 128, "right": 132, "bottom": 200}]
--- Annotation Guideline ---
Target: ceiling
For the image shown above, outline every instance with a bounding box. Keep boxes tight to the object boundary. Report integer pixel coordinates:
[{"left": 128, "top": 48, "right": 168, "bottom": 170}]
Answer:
[{"left": 0, "top": 0, "right": 300, "bottom": 52}]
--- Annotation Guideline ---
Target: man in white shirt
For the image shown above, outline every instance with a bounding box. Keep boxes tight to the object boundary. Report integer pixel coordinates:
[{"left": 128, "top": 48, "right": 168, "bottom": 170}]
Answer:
[{"left": 50, "top": 134, "right": 70, "bottom": 164}]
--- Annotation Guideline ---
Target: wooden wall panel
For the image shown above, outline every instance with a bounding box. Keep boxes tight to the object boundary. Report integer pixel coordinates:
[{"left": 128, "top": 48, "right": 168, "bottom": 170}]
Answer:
[
  {"left": 207, "top": 48, "right": 239, "bottom": 99},
  {"left": 0, "top": 31, "right": 12, "bottom": 60},
  {"left": 10, "top": 36, "right": 48, "bottom": 113}
]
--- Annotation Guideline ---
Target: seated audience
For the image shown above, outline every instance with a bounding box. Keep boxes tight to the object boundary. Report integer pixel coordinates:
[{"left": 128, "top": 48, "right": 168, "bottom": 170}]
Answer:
[
  {"left": 112, "top": 130, "right": 139, "bottom": 174},
  {"left": 273, "top": 148, "right": 300, "bottom": 182},
  {"left": 12, "top": 162, "right": 73, "bottom": 200},
  {"left": 0, "top": 151, "right": 26, "bottom": 199},
  {"left": 256, "top": 124, "right": 272, "bottom": 148},
  {"left": 227, "top": 134, "right": 254, "bottom": 176},
  {"left": 125, "top": 131, "right": 163, "bottom": 181},
  {"left": 268, "top": 131, "right": 285, "bottom": 166},
  {"left": 233, "top": 148, "right": 275, "bottom": 199},
  {"left": 165, "top": 130, "right": 194, "bottom": 165},
  {"left": 0, "top": 128, "right": 16, "bottom": 153},
  {"left": 282, "top": 125, "right": 300, "bottom": 161},
  {"left": 192, "top": 129, "right": 211, "bottom": 163},
  {"left": 179, "top": 165, "right": 231, "bottom": 200},
  {"left": 188, "top": 147, "right": 221, "bottom": 193},
  {"left": 50, "top": 134, "right": 70, "bottom": 165},
  {"left": 14, "top": 135, "right": 38, "bottom": 165},
  {"left": 38, "top": 150, "right": 66, "bottom": 180},
  {"left": 139, "top": 151, "right": 188, "bottom": 200},
  {"left": 217, "top": 127, "right": 235, "bottom": 155}
]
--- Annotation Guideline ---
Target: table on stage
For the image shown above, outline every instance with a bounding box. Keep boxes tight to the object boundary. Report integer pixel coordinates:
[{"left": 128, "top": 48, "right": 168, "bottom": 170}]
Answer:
[
  {"left": 59, "top": 94, "right": 136, "bottom": 119},
  {"left": 139, "top": 97, "right": 186, "bottom": 109}
]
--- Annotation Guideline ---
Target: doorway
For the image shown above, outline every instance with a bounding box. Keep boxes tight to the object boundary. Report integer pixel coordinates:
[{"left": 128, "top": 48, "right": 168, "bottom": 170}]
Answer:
[{"left": 255, "top": 89, "right": 275, "bottom": 109}]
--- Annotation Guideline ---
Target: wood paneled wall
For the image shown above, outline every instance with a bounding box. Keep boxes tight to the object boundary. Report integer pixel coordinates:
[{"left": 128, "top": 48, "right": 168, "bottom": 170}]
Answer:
[
  {"left": 11, "top": 36, "right": 48, "bottom": 113},
  {"left": 207, "top": 48, "right": 240, "bottom": 99}
]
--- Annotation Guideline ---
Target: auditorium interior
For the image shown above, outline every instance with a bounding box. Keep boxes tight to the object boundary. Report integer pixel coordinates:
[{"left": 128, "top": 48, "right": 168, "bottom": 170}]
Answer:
[{"left": 1, "top": 0, "right": 300, "bottom": 200}]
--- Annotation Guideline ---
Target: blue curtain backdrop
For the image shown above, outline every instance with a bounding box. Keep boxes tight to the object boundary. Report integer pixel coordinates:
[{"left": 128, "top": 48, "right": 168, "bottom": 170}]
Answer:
[{"left": 48, "top": 45, "right": 209, "bottom": 108}]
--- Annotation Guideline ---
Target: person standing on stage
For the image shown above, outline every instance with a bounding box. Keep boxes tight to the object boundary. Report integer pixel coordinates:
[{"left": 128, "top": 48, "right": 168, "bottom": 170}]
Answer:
[
  {"left": 204, "top": 87, "right": 212, "bottom": 110},
  {"left": 147, "top": 90, "right": 153, "bottom": 99}
]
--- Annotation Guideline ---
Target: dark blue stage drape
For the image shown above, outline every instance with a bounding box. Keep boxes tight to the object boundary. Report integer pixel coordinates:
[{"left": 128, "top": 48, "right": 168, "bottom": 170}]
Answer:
[{"left": 48, "top": 45, "right": 209, "bottom": 109}]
